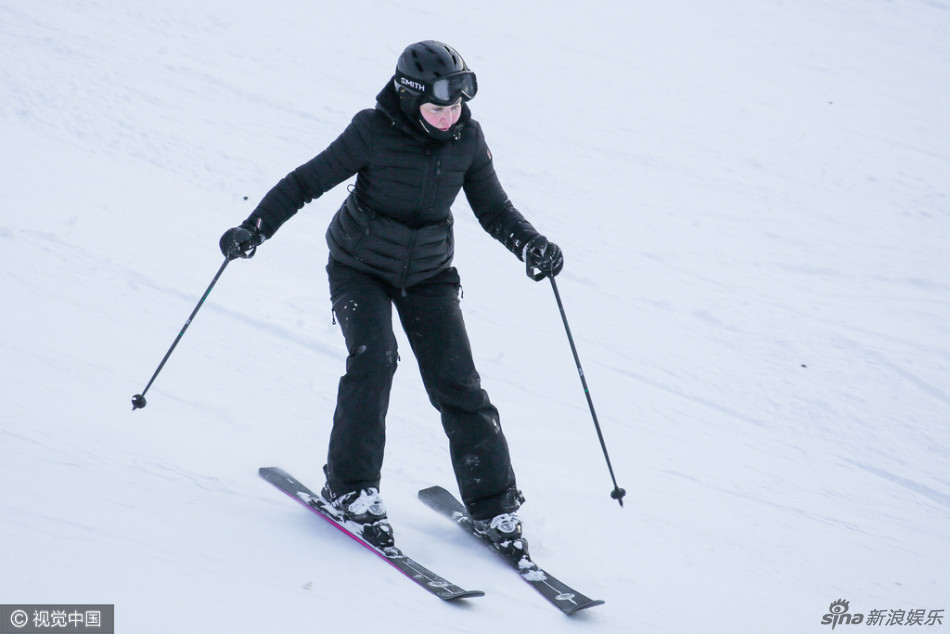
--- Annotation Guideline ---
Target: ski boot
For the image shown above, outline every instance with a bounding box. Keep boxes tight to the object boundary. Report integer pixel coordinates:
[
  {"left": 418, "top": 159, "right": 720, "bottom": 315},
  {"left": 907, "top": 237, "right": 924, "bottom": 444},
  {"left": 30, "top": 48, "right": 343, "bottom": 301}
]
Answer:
[
  {"left": 473, "top": 512, "right": 530, "bottom": 564},
  {"left": 321, "top": 484, "right": 395, "bottom": 551}
]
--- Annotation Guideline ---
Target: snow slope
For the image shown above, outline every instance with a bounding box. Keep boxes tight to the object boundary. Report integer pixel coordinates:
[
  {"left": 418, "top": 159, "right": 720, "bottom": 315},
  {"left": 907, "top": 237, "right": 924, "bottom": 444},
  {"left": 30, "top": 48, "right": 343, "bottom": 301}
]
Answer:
[{"left": 2, "top": 1, "right": 948, "bottom": 632}]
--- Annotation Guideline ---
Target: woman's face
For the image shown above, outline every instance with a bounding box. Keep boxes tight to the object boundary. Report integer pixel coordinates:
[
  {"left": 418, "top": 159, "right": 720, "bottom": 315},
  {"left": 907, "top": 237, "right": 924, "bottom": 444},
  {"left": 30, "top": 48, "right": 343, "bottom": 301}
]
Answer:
[{"left": 419, "top": 100, "right": 463, "bottom": 131}]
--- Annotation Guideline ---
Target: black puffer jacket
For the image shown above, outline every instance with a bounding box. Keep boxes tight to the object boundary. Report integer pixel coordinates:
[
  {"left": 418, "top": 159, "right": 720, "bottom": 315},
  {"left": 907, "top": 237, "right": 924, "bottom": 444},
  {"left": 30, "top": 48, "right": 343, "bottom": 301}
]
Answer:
[{"left": 247, "top": 82, "right": 540, "bottom": 289}]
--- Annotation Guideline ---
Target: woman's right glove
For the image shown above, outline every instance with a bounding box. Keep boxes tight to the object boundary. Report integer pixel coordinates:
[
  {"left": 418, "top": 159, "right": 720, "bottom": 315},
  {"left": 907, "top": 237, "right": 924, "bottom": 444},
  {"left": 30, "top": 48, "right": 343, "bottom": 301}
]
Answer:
[
  {"left": 523, "top": 235, "right": 564, "bottom": 281},
  {"left": 219, "top": 218, "right": 265, "bottom": 260}
]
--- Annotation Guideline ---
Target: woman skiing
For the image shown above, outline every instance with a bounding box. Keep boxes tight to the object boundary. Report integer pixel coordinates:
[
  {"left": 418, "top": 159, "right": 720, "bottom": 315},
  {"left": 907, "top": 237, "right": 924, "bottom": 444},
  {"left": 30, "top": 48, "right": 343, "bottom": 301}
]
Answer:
[{"left": 220, "top": 41, "right": 563, "bottom": 553}]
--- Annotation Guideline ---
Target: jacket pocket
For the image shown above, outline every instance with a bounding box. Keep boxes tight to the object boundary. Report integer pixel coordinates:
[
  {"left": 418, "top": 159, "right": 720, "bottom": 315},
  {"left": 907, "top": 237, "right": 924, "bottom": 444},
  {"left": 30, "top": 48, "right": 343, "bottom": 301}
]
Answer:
[{"left": 328, "top": 195, "right": 375, "bottom": 255}]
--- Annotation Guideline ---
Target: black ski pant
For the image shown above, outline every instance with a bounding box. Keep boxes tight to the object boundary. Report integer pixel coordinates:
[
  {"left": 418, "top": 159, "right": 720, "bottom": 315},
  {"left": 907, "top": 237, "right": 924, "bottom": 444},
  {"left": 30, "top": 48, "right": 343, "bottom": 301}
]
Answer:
[{"left": 324, "top": 259, "right": 521, "bottom": 521}]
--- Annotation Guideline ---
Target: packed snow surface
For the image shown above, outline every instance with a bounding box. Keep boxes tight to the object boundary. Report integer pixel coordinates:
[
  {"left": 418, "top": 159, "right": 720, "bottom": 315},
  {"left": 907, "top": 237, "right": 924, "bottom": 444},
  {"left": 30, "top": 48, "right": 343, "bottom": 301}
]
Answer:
[{"left": 2, "top": 1, "right": 948, "bottom": 632}]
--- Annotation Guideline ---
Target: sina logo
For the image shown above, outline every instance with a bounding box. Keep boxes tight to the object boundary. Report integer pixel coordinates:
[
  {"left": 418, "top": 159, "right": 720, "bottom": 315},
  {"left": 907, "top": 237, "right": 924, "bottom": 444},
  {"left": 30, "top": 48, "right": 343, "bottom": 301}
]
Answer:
[{"left": 821, "top": 599, "right": 864, "bottom": 629}]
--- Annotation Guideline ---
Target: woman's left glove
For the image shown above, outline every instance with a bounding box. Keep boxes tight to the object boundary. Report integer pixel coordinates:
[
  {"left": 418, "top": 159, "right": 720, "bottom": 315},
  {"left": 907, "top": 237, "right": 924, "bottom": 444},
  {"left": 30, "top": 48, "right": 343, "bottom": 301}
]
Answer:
[{"left": 523, "top": 235, "right": 564, "bottom": 281}]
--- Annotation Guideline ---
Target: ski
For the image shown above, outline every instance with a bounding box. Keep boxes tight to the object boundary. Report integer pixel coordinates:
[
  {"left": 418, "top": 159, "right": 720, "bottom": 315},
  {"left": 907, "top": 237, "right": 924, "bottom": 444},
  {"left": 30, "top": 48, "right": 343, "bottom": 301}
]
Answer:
[
  {"left": 418, "top": 485, "right": 605, "bottom": 615},
  {"left": 259, "top": 467, "right": 484, "bottom": 601}
]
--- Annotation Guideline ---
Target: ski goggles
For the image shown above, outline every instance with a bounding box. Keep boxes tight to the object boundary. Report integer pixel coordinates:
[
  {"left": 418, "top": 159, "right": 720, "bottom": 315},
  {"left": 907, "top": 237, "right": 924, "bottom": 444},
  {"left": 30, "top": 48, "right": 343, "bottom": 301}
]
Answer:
[{"left": 395, "top": 69, "right": 478, "bottom": 105}]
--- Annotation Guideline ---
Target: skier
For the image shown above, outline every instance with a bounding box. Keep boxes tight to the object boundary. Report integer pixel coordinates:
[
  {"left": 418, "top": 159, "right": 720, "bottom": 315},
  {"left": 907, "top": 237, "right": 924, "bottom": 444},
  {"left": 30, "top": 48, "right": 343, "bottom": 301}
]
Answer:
[{"left": 220, "top": 41, "right": 563, "bottom": 553}]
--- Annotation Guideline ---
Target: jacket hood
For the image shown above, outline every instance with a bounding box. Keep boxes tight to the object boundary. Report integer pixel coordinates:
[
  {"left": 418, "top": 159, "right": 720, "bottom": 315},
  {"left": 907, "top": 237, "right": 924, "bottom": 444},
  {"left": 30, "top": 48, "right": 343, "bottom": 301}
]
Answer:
[{"left": 375, "top": 80, "right": 471, "bottom": 143}]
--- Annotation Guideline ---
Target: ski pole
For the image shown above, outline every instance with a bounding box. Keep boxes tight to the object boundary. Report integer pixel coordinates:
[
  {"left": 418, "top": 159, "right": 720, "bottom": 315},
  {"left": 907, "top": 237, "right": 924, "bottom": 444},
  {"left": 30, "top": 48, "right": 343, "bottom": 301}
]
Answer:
[
  {"left": 548, "top": 276, "right": 627, "bottom": 507},
  {"left": 131, "top": 257, "right": 231, "bottom": 410}
]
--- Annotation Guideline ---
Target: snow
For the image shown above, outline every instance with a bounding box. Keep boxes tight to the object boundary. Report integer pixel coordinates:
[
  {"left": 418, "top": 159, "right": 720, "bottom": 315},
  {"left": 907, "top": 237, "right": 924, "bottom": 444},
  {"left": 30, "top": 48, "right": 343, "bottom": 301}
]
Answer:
[
  {"left": 522, "top": 570, "right": 546, "bottom": 583},
  {"left": 2, "top": 0, "right": 949, "bottom": 632}
]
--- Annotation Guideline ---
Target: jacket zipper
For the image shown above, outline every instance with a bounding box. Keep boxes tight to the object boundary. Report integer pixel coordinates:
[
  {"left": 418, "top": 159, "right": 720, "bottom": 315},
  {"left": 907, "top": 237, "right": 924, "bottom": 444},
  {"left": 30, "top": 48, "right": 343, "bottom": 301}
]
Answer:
[
  {"left": 399, "top": 228, "right": 418, "bottom": 296},
  {"left": 401, "top": 145, "right": 446, "bottom": 294}
]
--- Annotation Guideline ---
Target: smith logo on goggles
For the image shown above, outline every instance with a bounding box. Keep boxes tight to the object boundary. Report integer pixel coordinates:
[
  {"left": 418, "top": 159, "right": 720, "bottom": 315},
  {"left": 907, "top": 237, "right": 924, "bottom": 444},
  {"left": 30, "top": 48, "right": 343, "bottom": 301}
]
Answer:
[{"left": 395, "top": 70, "right": 478, "bottom": 105}]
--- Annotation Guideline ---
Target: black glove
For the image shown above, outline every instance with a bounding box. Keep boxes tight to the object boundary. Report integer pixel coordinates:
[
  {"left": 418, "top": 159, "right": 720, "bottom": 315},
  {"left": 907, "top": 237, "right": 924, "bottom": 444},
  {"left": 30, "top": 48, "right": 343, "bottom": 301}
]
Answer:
[
  {"left": 523, "top": 235, "right": 564, "bottom": 281},
  {"left": 219, "top": 219, "right": 264, "bottom": 260}
]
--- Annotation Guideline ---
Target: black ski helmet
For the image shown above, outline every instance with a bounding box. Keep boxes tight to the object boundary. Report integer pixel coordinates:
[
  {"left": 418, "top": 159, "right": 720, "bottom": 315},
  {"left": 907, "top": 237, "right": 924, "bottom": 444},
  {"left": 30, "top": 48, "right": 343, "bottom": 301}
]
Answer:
[{"left": 393, "top": 41, "right": 478, "bottom": 119}]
